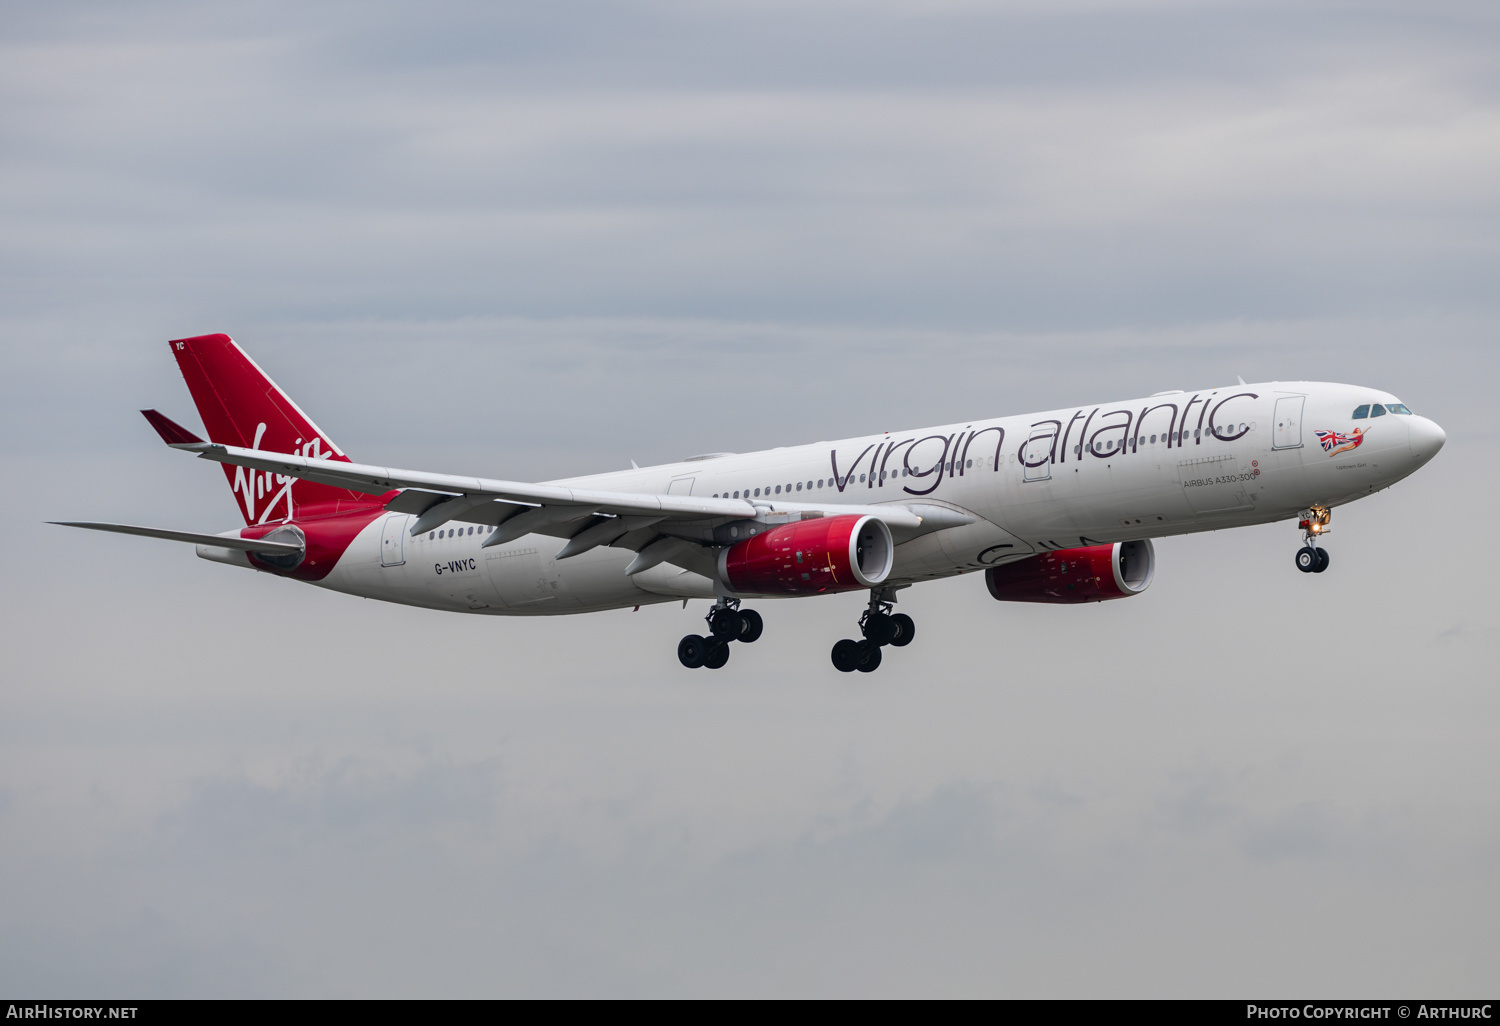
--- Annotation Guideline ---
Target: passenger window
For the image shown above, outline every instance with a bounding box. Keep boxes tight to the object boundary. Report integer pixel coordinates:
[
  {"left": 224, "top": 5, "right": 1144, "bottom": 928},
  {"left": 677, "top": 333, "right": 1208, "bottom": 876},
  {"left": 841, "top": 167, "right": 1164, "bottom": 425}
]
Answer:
[
  {"left": 775, "top": 485, "right": 781, "bottom": 494},
  {"left": 754, "top": 488, "right": 760, "bottom": 496},
  {"left": 1352, "top": 405, "right": 1369, "bottom": 419},
  {"left": 817, "top": 480, "right": 823, "bottom": 488},
  {"left": 428, "top": 532, "right": 434, "bottom": 540},
  {"left": 1370, "top": 404, "right": 1387, "bottom": 417}
]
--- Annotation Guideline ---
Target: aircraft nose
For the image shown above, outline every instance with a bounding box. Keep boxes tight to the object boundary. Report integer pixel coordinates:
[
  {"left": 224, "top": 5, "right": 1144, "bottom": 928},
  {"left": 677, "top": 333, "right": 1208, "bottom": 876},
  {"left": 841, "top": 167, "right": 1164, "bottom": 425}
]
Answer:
[{"left": 1408, "top": 415, "right": 1446, "bottom": 464}]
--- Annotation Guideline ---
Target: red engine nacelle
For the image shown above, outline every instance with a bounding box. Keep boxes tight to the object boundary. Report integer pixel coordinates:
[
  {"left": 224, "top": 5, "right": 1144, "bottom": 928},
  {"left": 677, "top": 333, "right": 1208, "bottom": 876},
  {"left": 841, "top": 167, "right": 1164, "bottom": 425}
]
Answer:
[
  {"left": 985, "top": 540, "right": 1155, "bottom": 604},
  {"left": 718, "top": 514, "right": 893, "bottom": 596}
]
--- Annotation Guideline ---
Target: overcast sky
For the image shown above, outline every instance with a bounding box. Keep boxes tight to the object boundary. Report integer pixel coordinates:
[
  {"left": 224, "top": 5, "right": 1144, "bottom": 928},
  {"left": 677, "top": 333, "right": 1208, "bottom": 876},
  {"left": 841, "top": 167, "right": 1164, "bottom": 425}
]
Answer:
[{"left": 1, "top": 0, "right": 1497, "bottom": 997}]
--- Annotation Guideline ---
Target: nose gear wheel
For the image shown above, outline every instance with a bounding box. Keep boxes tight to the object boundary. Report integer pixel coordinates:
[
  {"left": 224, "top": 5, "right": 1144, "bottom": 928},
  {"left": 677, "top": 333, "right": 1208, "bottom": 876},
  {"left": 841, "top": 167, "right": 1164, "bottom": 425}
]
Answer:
[{"left": 1295, "top": 507, "right": 1332, "bottom": 574}]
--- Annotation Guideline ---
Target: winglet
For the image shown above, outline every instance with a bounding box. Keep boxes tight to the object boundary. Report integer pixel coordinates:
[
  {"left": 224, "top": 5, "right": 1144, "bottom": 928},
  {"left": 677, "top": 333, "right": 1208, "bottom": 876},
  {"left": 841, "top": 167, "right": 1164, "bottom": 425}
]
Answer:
[{"left": 141, "top": 409, "right": 204, "bottom": 446}]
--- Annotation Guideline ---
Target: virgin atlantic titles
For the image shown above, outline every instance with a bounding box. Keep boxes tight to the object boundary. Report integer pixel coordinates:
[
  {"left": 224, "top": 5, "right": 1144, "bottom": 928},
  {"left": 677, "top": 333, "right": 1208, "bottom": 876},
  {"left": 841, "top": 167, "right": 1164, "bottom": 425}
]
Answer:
[{"left": 57, "top": 336, "right": 1444, "bottom": 673}]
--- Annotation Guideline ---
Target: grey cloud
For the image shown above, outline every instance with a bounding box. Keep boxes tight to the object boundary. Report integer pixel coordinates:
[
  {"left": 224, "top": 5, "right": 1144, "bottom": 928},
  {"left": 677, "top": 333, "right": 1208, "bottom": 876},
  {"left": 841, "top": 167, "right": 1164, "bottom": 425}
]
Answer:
[
  {"left": 165, "top": 755, "right": 504, "bottom": 851},
  {"left": 1242, "top": 802, "right": 1339, "bottom": 862},
  {"left": 2, "top": 2, "right": 1497, "bottom": 332},
  {"left": 3, "top": 733, "right": 1489, "bottom": 996}
]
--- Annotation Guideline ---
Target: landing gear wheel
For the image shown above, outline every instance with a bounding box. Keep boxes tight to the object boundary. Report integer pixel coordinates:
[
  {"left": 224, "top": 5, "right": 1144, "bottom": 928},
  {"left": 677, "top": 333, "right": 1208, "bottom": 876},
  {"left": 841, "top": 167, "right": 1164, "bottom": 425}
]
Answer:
[
  {"left": 1295, "top": 547, "right": 1319, "bottom": 573},
  {"left": 703, "top": 640, "right": 731, "bottom": 669},
  {"left": 1313, "top": 548, "right": 1330, "bottom": 573},
  {"left": 709, "top": 608, "right": 744, "bottom": 639},
  {"left": 831, "top": 639, "right": 860, "bottom": 673},
  {"left": 888, "top": 613, "right": 915, "bottom": 648},
  {"left": 678, "top": 634, "right": 709, "bottom": 668},
  {"left": 854, "top": 640, "right": 883, "bottom": 673},
  {"left": 862, "top": 613, "right": 897, "bottom": 646},
  {"left": 738, "top": 609, "right": 764, "bottom": 643}
]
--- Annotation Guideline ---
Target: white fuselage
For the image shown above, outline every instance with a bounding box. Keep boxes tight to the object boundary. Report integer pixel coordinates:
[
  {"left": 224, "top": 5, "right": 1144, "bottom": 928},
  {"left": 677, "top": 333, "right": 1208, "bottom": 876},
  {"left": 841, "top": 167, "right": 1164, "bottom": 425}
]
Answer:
[{"left": 275, "top": 381, "right": 1441, "bottom": 615}]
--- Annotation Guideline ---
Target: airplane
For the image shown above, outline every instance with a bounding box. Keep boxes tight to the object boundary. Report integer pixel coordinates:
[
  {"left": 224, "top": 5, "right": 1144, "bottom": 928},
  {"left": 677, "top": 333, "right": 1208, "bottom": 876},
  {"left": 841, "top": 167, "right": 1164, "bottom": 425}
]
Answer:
[{"left": 55, "top": 334, "right": 1446, "bottom": 673}]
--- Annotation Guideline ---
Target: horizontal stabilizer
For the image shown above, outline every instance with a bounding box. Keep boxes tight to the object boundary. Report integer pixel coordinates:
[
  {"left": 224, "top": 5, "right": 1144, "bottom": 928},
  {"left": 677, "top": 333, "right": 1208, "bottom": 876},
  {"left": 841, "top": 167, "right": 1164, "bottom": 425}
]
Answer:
[
  {"left": 49, "top": 521, "right": 303, "bottom": 554},
  {"left": 140, "top": 409, "right": 204, "bottom": 446}
]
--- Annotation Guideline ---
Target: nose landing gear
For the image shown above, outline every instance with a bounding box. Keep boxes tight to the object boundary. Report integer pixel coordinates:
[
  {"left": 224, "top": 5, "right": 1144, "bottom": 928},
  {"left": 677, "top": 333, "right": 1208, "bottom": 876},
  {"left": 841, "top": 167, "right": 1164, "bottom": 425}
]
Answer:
[
  {"left": 1295, "top": 506, "right": 1331, "bottom": 574},
  {"left": 678, "top": 598, "right": 763, "bottom": 669},
  {"left": 831, "top": 588, "right": 914, "bottom": 673}
]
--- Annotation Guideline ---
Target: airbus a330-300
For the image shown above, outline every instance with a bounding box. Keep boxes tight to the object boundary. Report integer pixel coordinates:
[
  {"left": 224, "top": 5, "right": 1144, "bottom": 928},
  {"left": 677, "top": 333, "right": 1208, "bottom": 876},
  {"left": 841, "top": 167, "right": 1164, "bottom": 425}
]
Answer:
[{"left": 57, "top": 335, "right": 1445, "bottom": 673}]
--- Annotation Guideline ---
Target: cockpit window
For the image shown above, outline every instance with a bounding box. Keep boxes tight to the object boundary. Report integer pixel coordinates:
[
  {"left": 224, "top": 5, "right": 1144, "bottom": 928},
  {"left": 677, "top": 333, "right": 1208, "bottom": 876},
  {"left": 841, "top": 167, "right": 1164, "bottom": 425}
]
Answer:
[
  {"left": 1386, "top": 403, "right": 1412, "bottom": 415},
  {"left": 1352, "top": 405, "right": 1369, "bottom": 419},
  {"left": 1369, "top": 404, "right": 1387, "bottom": 417}
]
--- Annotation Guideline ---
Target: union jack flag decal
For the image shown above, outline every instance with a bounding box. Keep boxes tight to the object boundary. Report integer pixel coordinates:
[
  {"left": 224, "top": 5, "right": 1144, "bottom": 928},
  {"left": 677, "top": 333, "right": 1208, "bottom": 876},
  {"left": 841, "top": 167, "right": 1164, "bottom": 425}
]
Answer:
[{"left": 1316, "top": 427, "right": 1366, "bottom": 456}]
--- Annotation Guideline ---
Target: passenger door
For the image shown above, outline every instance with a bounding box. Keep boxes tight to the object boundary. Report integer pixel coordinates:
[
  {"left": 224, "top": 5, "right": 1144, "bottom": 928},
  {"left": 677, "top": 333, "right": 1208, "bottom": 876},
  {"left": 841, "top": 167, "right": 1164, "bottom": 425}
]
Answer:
[
  {"left": 1273, "top": 396, "right": 1305, "bottom": 450},
  {"left": 1021, "top": 431, "right": 1053, "bottom": 482},
  {"left": 380, "top": 514, "right": 408, "bottom": 567}
]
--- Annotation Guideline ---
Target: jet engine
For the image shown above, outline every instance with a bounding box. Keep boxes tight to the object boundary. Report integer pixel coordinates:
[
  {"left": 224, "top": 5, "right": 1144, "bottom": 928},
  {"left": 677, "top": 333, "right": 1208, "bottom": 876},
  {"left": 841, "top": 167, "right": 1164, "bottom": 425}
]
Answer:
[
  {"left": 985, "top": 540, "right": 1154, "bottom": 604},
  {"left": 719, "top": 514, "right": 893, "bottom": 596}
]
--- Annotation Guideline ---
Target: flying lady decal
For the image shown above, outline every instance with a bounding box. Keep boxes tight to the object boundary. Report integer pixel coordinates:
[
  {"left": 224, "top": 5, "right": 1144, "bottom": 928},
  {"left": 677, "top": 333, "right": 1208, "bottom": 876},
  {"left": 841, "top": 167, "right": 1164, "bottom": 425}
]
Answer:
[{"left": 1316, "top": 427, "right": 1366, "bottom": 456}]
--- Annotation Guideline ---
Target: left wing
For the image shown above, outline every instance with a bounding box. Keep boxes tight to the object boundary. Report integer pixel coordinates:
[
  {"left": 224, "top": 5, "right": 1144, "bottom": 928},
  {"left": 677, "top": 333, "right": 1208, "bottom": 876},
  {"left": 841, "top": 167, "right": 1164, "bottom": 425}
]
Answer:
[
  {"left": 169, "top": 440, "right": 943, "bottom": 576},
  {"left": 175, "top": 440, "right": 760, "bottom": 521}
]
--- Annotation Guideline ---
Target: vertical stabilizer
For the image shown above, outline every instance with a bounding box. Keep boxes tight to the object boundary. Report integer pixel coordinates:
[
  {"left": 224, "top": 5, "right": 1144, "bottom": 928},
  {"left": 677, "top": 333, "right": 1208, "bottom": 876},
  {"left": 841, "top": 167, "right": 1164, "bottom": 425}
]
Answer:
[{"left": 168, "top": 334, "right": 374, "bottom": 525}]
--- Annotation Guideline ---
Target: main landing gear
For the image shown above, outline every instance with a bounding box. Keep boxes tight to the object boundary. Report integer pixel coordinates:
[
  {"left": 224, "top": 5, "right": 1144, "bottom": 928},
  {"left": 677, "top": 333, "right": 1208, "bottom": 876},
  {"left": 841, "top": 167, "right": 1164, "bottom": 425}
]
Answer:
[
  {"left": 831, "top": 588, "right": 914, "bottom": 673},
  {"left": 1295, "top": 506, "right": 1332, "bottom": 574},
  {"left": 678, "top": 598, "right": 764, "bottom": 670}
]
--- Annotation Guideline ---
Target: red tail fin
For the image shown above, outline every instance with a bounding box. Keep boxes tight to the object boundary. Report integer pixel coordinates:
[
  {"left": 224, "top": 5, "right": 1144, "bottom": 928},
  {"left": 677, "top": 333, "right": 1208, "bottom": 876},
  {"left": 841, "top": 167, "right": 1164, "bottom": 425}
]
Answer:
[{"left": 168, "top": 334, "right": 375, "bottom": 525}]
